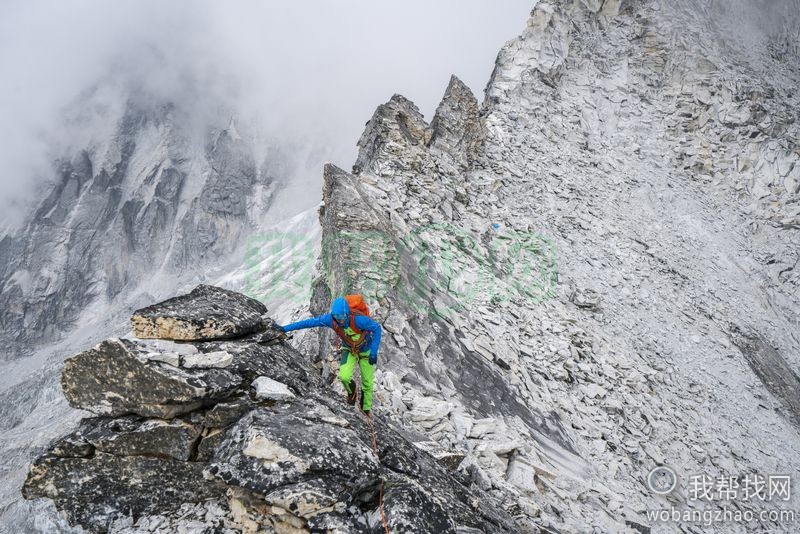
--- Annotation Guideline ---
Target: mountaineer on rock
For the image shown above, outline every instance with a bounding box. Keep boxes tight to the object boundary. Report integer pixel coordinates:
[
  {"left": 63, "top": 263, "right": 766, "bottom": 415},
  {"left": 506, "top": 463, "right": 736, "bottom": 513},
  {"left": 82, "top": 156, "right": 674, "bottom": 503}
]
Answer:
[{"left": 279, "top": 295, "right": 381, "bottom": 416}]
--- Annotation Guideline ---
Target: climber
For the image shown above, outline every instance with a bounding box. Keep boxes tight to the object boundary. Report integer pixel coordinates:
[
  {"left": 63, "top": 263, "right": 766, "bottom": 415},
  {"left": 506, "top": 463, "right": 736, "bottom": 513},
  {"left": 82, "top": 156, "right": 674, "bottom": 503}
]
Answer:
[{"left": 279, "top": 296, "right": 381, "bottom": 417}]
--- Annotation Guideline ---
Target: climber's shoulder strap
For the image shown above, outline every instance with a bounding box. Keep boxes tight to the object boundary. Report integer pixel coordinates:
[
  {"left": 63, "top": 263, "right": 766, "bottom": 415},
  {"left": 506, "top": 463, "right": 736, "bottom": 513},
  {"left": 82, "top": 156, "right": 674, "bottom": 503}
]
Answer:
[{"left": 349, "top": 311, "right": 365, "bottom": 332}]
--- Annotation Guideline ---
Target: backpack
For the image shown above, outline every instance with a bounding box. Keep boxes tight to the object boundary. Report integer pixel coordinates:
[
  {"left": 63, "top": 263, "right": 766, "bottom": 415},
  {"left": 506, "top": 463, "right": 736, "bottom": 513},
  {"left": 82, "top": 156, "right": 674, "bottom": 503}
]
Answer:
[
  {"left": 345, "top": 294, "right": 370, "bottom": 317},
  {"left": 333, "top": 294, "right": 371, "bottom": 353}
]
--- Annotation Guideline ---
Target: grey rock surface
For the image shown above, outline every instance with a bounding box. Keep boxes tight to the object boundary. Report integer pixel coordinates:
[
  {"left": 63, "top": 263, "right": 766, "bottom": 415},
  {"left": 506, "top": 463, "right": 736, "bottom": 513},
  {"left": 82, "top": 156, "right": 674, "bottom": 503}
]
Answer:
[
  {"left": 307, "top": 1, "right": 800, "bottom": 532},
  {"left": 131, "top": 284, "right": 268, "bottom": 341},
  {"left": 82, "top": 416, "right": 201, "bottom": 461},
  {"left": 251, "top": 376, "right": 296, "bottom": 401},
  {"left": 23, "top": 451, "right": 224, "bottom": 532},
  {"left": 181, "top": 350, "right": 234, "bottom": 368},
  {"left": 23, "top": 285, "right": 523, "bottom": 533},
  {"left": 61, "top": 337, "right": 242, "bottom": 418}
]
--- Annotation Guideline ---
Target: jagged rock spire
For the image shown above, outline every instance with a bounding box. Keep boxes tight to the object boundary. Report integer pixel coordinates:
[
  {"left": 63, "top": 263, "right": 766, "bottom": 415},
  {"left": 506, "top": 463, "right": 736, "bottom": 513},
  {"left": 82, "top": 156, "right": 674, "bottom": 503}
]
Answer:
[{"left": 429, "top": 74, "right": 483, "bottom": 171}]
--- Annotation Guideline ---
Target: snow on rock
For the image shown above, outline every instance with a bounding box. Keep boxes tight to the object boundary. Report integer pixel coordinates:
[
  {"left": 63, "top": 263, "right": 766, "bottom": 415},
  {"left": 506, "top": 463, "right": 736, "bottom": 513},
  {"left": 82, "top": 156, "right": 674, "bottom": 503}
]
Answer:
[
  {"left": 1, "top": 103, "right": 280, "bottom": 357},
  {"left": 251, "top": 376, "right": 296, "bottom": 401},
  {"left": 181, "top": 350, "right": 233, "bottom": 369}
]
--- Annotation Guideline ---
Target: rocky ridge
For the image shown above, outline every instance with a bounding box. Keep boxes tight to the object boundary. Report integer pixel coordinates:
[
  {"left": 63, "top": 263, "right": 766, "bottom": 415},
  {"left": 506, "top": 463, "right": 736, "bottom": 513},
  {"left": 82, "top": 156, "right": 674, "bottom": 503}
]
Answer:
[
  {"left": 299, "top": 1, "right": 800, "bottom": 532},
  {"left": 23, "top": 284, "right": 523, "bottom": 533},
  {"left": 13, "top": 0, "right": 800, "bottom": 532}
]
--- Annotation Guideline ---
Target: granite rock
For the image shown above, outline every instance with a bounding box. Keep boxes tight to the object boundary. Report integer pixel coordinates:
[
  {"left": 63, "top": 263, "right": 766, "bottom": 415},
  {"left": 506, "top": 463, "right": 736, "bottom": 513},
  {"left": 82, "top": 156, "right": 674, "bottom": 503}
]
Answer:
[
  {"left": 131, "top": 284, "right": 268, "bottom": 341},
  {"left": 61, "top": 338, "right": 241, "bottom": 418}
]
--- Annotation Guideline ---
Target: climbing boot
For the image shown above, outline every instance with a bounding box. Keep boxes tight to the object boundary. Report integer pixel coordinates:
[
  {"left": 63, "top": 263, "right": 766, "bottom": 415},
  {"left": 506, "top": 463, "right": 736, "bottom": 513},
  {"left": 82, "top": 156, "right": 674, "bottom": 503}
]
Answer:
[{"left": 346, "top": 381, "right": 357, "bottom": 406}]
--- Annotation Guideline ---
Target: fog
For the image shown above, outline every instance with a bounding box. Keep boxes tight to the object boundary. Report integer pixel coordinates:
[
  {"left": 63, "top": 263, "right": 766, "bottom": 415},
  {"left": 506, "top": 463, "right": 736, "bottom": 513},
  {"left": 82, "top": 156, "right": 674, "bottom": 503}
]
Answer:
[{"left": 0, "top": 0, "right": 534, "bottom": 228}]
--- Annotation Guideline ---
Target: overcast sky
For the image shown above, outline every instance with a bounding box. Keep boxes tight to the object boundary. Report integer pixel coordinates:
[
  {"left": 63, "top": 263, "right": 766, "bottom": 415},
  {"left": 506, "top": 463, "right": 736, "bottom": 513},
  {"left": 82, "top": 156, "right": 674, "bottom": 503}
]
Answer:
[{"left": 0, "top": 0, "right": 534, "bottom": 228}]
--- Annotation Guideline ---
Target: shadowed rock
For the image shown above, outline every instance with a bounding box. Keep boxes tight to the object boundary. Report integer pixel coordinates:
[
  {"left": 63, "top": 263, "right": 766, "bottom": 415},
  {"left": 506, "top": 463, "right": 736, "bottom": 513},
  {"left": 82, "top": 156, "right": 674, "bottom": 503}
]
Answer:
[
  {"left": 83, "top": 416, "right": 201, "bottom": 461},
  {"left": 62, "top": 338, "right": 242, "bottom": 418},
  {"left": 131, "top": 284, "right": 268, "bottom": 340},
  {"left": 22, "top": 451, "right": 224, "bottom": 532},
  {"left": 729, "top": 326, "right": 800, "bottom": 429}
]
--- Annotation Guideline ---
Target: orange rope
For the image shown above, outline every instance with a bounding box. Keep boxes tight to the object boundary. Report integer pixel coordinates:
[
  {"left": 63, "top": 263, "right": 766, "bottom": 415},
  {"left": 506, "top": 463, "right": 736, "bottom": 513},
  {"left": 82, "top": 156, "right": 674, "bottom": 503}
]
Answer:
[
  {"left": 378, "top": 479, "right": 389, "bottom": 534},
  {"left": 343, "top": 351, "right": 388, "bottom": 533},
  {"left": 364, "top": 402, "right": 389, "bottom": 534},
  {"left": 368, "top": 413, "right": 379, "bottom": 456}
]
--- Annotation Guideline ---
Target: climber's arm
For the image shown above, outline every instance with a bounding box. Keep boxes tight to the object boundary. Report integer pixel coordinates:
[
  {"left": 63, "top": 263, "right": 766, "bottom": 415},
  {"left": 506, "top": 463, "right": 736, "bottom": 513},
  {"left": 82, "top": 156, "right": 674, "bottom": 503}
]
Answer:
[
  {"left": 355, "top": 315, "right": 382, "bottom": 364},
  {"left": 280, "top": 314, "right": 334, "bottom": 332}
]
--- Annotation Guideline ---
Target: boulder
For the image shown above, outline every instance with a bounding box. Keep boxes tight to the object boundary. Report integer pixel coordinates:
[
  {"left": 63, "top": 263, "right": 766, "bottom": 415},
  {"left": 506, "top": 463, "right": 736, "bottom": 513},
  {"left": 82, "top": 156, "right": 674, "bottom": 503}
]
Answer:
[
  {"left": 206, "top": 402, "right": 380, "bottom": 498},
  {"left": 62, "top": 338, "right": 241, "bottom": 418},
  {"left": 131, "top": 284, "right": 268, "bottom": 341},
  {"left": 83, "top": 416, "right": 201, "bottom": 461},
  {"left": 412, "top": 440, "right": 466, "bottom": 470},
  {"left": 23, "top": 451, "right": 225, "bottom": 532}
]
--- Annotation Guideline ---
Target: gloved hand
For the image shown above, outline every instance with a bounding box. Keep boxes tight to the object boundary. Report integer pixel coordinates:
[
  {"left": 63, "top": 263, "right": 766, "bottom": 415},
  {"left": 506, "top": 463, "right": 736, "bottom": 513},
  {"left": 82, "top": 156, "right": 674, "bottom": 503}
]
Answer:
[{"left": 369, "top": 351, "right": 377, "bottom": 365}]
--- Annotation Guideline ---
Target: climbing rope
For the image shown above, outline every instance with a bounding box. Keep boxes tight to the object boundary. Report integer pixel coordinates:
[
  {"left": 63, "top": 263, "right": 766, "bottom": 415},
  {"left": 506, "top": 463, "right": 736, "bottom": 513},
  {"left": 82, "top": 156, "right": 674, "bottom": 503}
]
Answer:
[
  {"left": 367, "top": 411, "right": 379, "bottom": 456},
  {"left": 362, "top": 395, "right": 389, "bottom": 534},
  {"left": 378, "top": 480, "right": 389, "bottom": 534},
  {"left": 340, "top": 348, "right": 389, "bottom": 533}
]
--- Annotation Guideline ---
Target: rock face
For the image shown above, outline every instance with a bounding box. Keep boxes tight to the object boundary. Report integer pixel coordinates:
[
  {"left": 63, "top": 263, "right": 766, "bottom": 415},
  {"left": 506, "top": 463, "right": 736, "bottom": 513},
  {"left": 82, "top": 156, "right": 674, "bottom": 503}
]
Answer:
[
  {"left": 23, "top": 285, "right": 523, "bottom": 533},
  {"left": 0, "top": 103, "right": 281, "bottom": 360},
  {"left": 61, "top": 337, "right": 242, "bottom": 418},
  {"left": 23, "top": 452, "right": 223, "bottom": 531},
  {"left": 131, "top": 284, "right": 269, "bottom": 341},
  {"left": 305, "top": 1, "right": 800, "bottom": 533}
]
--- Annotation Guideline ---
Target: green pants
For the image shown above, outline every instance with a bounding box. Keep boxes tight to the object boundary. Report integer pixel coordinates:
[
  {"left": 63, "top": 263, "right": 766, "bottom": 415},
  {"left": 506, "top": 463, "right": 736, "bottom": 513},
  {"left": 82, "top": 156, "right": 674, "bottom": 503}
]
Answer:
[{"left": 338, "top": 349, "right": 375, "bottom": 411}]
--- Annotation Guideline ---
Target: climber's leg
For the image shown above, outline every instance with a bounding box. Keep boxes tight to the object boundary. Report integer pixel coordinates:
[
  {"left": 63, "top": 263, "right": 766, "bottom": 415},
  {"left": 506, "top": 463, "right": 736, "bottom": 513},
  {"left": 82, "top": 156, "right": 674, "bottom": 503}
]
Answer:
[
  {"left": 358, "top": 351, "right": 375, "bottom": 412},
  {"left": 338, "top": 350, "right": 357, "bottom": 403}
]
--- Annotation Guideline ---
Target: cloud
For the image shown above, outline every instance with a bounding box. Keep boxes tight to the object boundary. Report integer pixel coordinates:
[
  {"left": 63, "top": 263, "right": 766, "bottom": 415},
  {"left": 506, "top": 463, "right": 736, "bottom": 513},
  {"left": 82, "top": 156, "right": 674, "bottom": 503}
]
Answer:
[{"left": 0, "top": 0, "right": 534, "bottom": 229}]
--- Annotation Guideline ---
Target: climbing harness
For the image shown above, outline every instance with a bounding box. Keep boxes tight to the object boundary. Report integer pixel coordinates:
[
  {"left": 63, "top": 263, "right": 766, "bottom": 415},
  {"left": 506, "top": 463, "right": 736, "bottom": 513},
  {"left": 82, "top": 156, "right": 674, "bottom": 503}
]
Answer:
[
  {"left": 332, "top": 311, "right": 369, "bottom": 354},
  {"left": 332, "top": 293, "right": 372, "bottom": 355}
]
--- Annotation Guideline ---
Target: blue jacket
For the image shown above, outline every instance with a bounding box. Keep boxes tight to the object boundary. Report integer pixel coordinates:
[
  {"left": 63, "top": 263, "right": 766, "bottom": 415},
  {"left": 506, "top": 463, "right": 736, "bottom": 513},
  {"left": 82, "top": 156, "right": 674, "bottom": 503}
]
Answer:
[{"left": 282, "top": 313, "right": 382, "bottom": 361}]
